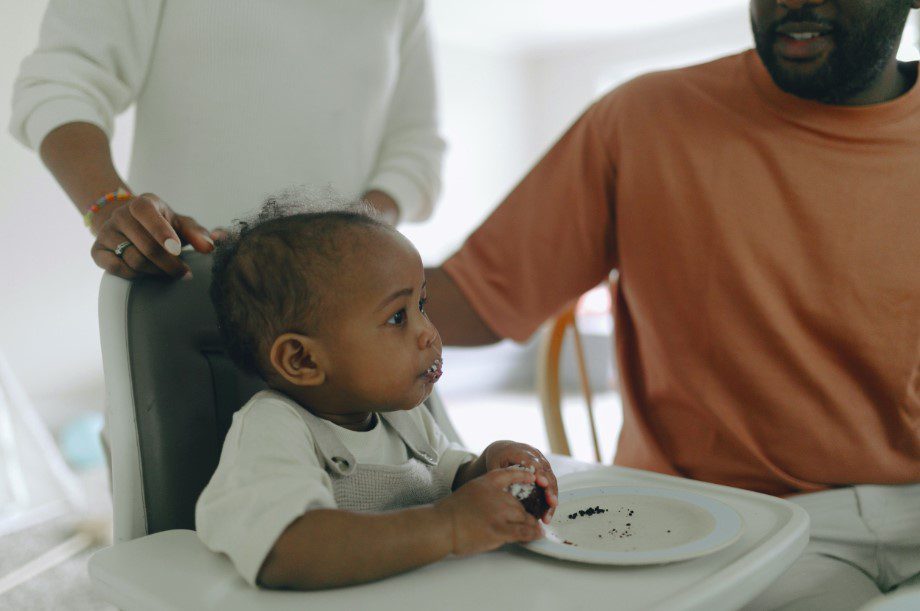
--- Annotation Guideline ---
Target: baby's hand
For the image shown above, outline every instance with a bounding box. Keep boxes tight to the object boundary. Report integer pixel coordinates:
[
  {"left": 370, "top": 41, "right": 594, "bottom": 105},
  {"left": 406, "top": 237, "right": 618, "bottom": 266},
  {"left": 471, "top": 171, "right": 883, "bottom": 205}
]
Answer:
[
  {"left": 434, "top": 468, "right": 543, "bottom": 556},
  {"left": 482, "top": 441, "right": 558, "bottom": 523}
]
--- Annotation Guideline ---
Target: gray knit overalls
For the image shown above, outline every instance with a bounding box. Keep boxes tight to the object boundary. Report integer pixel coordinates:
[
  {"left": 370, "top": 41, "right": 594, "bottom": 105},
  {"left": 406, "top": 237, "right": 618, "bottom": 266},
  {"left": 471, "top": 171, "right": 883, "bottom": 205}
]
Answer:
[{"left": 294, "top": 407, "right": 454, "bottom": 511}]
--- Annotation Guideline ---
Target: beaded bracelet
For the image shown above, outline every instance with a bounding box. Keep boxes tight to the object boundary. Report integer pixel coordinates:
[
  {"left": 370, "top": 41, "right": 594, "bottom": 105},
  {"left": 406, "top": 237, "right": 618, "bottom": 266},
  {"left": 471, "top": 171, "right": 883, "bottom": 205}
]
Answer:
[{"left": 83, "top": 188, "right": 133, "bottom": 229}]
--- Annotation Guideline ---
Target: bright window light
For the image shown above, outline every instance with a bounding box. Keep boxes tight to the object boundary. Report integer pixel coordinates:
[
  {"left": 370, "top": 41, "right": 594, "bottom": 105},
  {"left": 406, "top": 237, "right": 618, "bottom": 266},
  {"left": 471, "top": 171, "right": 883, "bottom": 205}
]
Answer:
[{"left": 898, "top": 19, "right": 920, "bottom": 62}]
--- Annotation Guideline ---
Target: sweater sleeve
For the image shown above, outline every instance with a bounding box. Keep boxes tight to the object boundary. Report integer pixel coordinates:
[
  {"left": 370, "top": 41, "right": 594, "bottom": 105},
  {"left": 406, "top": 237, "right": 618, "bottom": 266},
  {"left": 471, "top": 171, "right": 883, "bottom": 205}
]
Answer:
[
  {"left": 365, "top": 0, "right": 445, "bottom": 223},
  {"left": 8, "top": 0, "right": 164, "bottom": 150}
]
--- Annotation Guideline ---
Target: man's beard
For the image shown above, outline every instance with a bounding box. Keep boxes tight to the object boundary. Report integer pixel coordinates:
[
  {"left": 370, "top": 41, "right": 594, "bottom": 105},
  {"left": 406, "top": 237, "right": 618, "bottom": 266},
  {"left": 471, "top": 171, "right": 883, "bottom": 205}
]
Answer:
[{"left": 752, "top": 5, "right": 912, "bottom": 104}]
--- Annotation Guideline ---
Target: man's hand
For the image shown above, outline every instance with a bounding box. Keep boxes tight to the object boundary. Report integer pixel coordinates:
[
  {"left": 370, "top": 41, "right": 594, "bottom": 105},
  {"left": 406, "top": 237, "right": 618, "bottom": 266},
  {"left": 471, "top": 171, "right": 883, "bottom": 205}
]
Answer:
[
  {"left": 482, "top": 441, "right": 558, "bottom": 523},
  {"left": 90, "top": 193, "right": 215, "bottom": 279},
  {"left": 434, "top": 468, "right": 544, "bottom": 556}
]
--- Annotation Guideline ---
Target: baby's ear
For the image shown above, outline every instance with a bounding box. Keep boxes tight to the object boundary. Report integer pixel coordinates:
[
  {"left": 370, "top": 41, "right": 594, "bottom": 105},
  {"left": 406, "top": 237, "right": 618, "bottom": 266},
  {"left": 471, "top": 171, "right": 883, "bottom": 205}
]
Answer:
[{"left": 269, "top": 333, "right": 326, "bottom": 387}]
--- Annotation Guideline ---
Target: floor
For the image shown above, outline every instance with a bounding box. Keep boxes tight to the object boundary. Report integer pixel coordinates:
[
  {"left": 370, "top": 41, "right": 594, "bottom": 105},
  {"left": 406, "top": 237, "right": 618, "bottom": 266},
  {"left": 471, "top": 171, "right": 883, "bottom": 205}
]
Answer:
[{"left": 0, "top": 469, "right": 114, "bottom": 611}]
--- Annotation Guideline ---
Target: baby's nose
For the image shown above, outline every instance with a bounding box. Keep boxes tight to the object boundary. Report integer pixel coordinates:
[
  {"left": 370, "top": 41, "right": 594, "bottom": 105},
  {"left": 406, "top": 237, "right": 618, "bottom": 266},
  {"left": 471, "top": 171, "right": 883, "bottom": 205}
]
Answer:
[{"left": 418, "top": 321, "right": 439, "bottom": 350}]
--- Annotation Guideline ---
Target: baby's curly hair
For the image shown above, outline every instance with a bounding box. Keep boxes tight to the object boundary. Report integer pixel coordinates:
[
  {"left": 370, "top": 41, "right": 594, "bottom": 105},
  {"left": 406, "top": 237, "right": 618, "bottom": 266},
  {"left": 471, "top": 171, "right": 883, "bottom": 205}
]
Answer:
[{"left": 210, "top": 187, "right": 386, "bottom": 379}]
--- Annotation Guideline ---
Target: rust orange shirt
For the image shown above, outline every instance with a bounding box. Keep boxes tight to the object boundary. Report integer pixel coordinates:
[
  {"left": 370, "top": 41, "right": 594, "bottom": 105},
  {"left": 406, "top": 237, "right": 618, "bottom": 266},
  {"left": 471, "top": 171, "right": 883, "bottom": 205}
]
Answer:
[{"left": 443, "top": 51, "right": 920, "bottom": 496}]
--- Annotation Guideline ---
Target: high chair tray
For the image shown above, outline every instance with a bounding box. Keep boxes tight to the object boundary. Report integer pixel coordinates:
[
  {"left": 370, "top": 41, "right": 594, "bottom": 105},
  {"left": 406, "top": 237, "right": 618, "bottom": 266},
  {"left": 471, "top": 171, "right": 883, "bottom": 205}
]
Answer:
[{"left": 88, "top": 455, "right": 808, "bottom": 611}]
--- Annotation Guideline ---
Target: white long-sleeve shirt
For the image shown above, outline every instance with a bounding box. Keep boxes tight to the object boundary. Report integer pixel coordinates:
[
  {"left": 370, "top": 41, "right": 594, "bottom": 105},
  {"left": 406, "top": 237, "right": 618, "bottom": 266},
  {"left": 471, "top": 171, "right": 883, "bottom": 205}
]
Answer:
[
  {"left": 196, "top": 390, "right": 474, "bottom": 586},
  {"left": 10, "top": 0, "right": 444, "bottom": 227}
]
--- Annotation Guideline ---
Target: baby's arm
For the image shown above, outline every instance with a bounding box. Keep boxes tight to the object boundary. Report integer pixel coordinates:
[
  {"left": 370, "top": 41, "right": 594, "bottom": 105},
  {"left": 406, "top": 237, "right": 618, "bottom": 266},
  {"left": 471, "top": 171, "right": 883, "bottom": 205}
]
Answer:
[{"left": 259, "top": 468, "right": 541, "bottom": 590}]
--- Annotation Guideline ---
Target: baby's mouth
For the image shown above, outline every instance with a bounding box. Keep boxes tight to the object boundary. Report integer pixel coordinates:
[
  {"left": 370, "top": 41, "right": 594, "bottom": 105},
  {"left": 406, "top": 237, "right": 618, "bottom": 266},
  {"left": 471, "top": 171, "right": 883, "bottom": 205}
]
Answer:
[{"left": 422, "top": 358, "right": 443, "bottom": 383}]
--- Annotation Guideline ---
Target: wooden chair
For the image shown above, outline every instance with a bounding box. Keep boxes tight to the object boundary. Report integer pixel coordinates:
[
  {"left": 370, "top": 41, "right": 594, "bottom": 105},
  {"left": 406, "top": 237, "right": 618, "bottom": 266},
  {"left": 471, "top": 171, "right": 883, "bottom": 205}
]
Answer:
[{"left": 536, "top": 290, "right": 610, "bottom": 462}]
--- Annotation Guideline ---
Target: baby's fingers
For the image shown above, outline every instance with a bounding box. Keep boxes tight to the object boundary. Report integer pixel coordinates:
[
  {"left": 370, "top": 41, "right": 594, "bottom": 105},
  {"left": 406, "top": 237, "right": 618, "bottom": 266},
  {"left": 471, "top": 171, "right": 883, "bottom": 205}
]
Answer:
[
  {"left": 531, "top": 452, "right": 555, "bottom": 486},
  {"left": 539, "top": 475, "right": 559, "bottom": 523},
  {"left": 485, "top": 466, "right": 536, "bottom": 489}
]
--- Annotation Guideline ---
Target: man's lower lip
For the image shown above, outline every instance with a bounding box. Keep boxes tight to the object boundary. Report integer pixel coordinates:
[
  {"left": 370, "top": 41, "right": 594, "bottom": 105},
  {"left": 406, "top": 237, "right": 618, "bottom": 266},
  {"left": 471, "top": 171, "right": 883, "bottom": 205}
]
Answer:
[{"left": 774, "top": 34, "right": 832, "bottom": 60}]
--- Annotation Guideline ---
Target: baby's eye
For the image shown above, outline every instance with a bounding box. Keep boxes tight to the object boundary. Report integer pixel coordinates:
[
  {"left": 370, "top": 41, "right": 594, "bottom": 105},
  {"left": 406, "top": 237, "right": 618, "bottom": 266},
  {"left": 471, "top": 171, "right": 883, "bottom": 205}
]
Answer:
[
  {"left": 387, "top": 309, "right": 407, "bottom": 326},
  {"left": 419, "top": 296, "right": 428, "bottom": 313}
]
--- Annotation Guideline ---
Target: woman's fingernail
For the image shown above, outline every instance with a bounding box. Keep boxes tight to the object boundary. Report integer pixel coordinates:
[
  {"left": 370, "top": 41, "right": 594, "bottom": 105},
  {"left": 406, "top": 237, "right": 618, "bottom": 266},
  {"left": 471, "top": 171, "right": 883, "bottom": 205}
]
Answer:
[
  {"left": 203, "top": 233, "right": 214, "bottom": 246},
  {"left": 165, "top": 238, "right": 181, "bottom": 256},
  {"left": 182, "top": 271, "right": 193, "bottom": 281}
]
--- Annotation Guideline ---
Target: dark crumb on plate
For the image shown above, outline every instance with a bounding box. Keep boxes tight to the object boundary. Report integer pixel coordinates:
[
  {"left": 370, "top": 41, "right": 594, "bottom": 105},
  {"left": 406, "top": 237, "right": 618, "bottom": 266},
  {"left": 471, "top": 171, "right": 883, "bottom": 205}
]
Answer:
[
  {"left": 567, "top": 506, "right": 607, "bottom": 521},
  {"left": 563, "top": 540, "right": 576, "bottom": 546}
]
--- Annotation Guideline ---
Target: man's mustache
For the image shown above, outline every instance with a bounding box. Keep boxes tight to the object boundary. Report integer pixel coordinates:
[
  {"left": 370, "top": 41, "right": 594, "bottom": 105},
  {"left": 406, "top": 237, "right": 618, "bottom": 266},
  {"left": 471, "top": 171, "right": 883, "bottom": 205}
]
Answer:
[{"left": 771, "top": 9, "right": 835, "bottom": 35}]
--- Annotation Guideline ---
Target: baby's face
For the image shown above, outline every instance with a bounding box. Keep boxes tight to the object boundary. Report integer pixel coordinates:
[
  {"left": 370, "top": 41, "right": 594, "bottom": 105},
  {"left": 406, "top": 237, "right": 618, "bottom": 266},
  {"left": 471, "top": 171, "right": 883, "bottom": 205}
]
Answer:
[{"left": 317, "top": 228, "right": 443, "bottom": 413}]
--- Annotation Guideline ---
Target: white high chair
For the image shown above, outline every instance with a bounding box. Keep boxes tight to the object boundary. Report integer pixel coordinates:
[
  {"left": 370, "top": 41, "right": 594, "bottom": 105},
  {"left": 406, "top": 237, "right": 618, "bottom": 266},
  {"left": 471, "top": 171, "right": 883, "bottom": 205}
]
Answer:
[{"left": 89, "top": 252, "right": 462, "bottom": 604}]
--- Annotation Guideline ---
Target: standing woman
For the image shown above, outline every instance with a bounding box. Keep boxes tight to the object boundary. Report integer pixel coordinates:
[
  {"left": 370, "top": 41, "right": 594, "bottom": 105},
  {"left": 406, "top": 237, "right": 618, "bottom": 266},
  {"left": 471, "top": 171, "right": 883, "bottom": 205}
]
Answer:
[{"left": 10, "top": 0, "right": 444, "bottom": 278}]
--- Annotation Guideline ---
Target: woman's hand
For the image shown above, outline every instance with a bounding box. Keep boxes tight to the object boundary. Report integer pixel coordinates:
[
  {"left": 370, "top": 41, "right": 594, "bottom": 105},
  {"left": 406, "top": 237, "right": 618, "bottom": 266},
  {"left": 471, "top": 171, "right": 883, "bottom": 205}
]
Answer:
[
  {"left": 434, "top": 467, "right": 544, "bottom": 556},
  {"left": 482, "top": 441, "right": 558, "bottom": 523},
  {"left": 90, "top": 193, "right": 215, "bottom": 279},
  {"left": 363, "top": 190, "right": 399, "bottom": 225}
]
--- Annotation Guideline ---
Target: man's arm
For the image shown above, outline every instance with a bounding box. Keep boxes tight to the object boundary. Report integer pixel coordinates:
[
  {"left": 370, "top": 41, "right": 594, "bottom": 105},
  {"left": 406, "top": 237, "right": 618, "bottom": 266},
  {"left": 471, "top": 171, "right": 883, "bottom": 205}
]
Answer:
[
  {"left": 425, "top": 267, "right": 501, "bottom": 346},
  {"left": 424, "top": 99, "right": 619, "bottom": 346}
]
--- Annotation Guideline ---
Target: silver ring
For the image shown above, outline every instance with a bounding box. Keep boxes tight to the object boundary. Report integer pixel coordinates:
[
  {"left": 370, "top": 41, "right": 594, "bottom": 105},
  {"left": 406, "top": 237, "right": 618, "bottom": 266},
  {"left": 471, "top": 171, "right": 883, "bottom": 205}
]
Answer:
[{"left": 113, "top": 241, "right": 133, "bottom": 258}]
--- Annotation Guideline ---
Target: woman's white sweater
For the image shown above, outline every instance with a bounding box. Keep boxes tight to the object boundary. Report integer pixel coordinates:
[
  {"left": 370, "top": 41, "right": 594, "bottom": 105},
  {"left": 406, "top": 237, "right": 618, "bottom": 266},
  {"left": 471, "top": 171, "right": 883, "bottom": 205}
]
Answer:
[{"left": 10, "top": 0, "right": 444, "bottom": 227}]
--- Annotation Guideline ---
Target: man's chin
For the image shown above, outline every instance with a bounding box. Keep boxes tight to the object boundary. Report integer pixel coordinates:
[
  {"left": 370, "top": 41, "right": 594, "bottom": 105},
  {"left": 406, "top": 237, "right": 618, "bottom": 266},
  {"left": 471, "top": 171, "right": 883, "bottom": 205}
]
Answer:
[
  {"left": 762, "top": 53, "right": 840, "bottom": 101},
  {"left": 771, "top": 67, "right": 829, "bottom": 98}
]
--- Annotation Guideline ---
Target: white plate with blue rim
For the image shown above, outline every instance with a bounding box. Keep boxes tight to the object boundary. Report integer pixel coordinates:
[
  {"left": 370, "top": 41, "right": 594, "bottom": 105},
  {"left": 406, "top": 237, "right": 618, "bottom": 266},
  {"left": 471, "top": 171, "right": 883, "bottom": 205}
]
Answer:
[{"left": 524, "top": 485, "right": 744, "bottom": 565}]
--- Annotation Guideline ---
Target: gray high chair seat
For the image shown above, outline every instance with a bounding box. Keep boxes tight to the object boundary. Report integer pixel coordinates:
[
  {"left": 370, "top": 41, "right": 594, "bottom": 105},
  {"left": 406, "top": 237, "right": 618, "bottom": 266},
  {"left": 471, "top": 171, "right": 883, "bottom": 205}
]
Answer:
[{"left": 97, "top": 251, "right": 462, "bottom": 543}]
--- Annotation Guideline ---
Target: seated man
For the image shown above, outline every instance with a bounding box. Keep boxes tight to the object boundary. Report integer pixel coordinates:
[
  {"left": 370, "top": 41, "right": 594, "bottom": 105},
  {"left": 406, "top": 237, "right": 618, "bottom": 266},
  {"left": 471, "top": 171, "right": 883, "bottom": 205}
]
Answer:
[{"left": 425, "top": 0, "right": 920, "bottom": 609}]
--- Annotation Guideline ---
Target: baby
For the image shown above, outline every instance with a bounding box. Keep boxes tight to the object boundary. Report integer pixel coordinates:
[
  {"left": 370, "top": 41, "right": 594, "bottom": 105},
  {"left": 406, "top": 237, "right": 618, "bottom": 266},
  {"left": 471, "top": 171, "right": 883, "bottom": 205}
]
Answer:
[{"left": 196, "top": 191, "right": 558, "bottom": 590}]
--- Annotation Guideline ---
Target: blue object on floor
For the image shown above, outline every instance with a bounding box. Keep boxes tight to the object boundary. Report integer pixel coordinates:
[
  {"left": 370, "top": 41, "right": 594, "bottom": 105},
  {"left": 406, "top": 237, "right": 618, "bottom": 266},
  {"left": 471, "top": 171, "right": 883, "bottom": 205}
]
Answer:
[{"left": 58, "top": 412, "right": 106, "bottom": 470}]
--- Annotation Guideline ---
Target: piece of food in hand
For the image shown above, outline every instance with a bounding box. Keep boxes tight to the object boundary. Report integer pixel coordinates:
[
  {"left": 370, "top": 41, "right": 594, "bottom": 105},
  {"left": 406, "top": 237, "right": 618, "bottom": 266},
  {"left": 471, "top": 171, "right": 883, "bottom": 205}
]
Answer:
[{"left": 507, "top": 464, "right": 549, "bottom": 519}]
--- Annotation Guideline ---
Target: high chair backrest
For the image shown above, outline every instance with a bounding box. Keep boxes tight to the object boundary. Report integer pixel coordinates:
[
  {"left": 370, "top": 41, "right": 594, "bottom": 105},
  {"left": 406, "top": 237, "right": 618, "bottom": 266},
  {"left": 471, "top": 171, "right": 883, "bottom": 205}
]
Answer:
[{"left": 99, "top": 252, "right": 461, "bottom": 543}]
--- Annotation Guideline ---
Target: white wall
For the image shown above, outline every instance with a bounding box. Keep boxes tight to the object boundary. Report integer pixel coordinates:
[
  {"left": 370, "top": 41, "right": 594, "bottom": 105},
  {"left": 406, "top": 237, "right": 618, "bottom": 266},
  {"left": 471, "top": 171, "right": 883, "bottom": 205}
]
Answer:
[
  {"left": 1, "top": 0, "right": 106, "bottom": 428},
  {"left": 401, "top": 44, "right": 532, "bottom": 261},
  {"left": 523, "top": 7, "right": 752, "bottom": 157}
]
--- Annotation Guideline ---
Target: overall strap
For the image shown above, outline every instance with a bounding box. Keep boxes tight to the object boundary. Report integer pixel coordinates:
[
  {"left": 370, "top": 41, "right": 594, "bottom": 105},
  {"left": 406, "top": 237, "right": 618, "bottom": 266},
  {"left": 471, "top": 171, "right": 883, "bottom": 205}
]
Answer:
[
  {"left": 380, "top": 410, "right": 439, "bottom": 467},
  {"left": 293, "top": 406, "right": 357, "bottom": 477}
]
